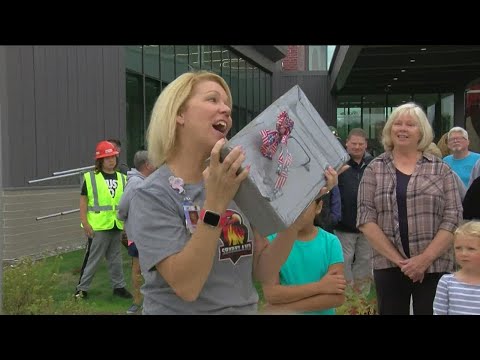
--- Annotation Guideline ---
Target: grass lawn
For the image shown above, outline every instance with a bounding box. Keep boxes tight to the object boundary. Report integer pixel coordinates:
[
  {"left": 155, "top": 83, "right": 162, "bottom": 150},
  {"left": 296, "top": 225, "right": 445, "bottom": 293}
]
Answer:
[
  {"left": 3, "top": 246, "right": 376, "bottom": 315},
  {"left": 3, "top": 246, "right": 134, "bottom": 315}
]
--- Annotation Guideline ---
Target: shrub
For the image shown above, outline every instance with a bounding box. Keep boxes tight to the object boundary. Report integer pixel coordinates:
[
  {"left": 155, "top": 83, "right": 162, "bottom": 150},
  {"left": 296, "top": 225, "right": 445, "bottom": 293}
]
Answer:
[
  {"left": 336, "top": 281, "right": 378, "bottom": 315},
  {"left": 3, "top": 256, "right": 89, "bottom": 315}
]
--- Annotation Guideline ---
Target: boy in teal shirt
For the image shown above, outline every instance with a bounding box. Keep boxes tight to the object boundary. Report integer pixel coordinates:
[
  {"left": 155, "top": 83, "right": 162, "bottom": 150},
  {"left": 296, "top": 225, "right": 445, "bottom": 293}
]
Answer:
[{"left": 263, "top": 188, "right": 346, "bottom": 315}]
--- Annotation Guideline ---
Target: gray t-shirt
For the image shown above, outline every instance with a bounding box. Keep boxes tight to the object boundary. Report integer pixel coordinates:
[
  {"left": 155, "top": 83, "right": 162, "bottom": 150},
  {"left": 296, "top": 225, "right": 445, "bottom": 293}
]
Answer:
[{"left": 128, "top": 165, "right": 258, "bottom": 314}]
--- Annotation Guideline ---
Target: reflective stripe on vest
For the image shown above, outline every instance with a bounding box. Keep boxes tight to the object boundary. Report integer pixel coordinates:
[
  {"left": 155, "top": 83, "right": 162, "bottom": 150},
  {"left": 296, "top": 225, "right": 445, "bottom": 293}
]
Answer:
[
  {"left": 83, "top": 171, "right": 126, "bottom": 231},
  {"left": 87, "top": 171, "right": 125, "bottom": 212}
]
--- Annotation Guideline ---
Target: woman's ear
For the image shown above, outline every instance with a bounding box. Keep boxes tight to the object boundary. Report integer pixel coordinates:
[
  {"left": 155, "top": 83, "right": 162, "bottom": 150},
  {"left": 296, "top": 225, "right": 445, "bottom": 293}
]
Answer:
[
  {"left": 176, "top": 113, "right": 185, "bottom": 126},
  {"left": 315, "top": 201, "right": 323, "bottom": 214}
]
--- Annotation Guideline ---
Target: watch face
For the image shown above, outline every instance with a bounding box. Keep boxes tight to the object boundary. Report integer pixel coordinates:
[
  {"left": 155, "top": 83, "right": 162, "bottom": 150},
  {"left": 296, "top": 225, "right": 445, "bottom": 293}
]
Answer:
[{"left": 203, "top": 210, "right": 221, "bottom": 226}]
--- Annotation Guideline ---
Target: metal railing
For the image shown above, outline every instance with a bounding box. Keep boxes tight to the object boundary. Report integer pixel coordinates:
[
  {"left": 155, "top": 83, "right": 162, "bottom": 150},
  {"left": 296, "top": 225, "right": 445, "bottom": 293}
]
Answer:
[{"left": 28, "top": 165, "right": 94, "bottom": 221}]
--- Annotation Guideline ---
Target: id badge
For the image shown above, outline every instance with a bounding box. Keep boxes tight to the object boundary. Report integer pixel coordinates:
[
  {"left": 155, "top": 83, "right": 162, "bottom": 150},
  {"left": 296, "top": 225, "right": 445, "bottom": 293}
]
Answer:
[{"left": 183, "top": 198, "right": 200, "bottom": 234}]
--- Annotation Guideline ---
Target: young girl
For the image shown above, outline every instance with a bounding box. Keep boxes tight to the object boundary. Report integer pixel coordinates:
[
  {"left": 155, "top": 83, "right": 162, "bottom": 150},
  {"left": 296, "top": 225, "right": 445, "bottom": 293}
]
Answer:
[
  {"left": 262, "top": 188, "right": 346, "bottom": 315},
  {"left": 433, "top": 221, "right": 480, "bottom": 315}
]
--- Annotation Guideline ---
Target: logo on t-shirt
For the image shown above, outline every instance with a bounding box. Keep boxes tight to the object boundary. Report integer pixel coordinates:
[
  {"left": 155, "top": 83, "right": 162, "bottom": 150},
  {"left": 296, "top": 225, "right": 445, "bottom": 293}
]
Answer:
[
  {"left": 104, "top": 179, "right": 118, "bottom": 198},
  {"left": 218, "top": 209, "right": 252, "bottom": 265}
]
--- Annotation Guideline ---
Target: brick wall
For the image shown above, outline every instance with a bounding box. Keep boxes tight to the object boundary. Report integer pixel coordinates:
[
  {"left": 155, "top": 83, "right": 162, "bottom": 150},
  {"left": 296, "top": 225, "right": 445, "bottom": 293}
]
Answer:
[{"left": 282, "top": 46, "right": 306, "bottom": 71}]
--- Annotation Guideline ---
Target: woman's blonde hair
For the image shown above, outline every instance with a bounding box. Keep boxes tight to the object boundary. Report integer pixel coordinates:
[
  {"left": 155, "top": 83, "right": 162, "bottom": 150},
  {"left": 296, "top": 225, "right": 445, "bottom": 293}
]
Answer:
[
  {"left": 146, "top": 71, "right": 232, "bottom": 167},
  {"left": 424, "top": 142, "right": 443, "bottom": 158},
  {"left": 455, "top": 221, "right": 480, "bottom": 240},
  {"left": 381, "top": 102, "right": 433, "bottom": 152},
  {"left": 437, "top": 132, "right": 451, "bottom": 157}
]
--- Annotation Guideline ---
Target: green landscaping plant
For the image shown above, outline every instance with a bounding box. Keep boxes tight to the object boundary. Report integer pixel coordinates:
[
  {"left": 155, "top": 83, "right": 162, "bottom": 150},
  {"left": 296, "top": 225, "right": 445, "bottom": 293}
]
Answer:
[
  {"left": 336, "top": 282, "right": 378, "bottom": 315},
  {"left": 3, "top": 256, "right": 89, "bottom": 315}
]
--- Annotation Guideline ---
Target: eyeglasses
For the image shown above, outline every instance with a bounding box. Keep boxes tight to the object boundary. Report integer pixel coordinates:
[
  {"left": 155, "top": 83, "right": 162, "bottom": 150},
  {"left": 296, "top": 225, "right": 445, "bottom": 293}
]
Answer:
[{"left": 448, "top": 137, "right": 467, "bottom": 142}]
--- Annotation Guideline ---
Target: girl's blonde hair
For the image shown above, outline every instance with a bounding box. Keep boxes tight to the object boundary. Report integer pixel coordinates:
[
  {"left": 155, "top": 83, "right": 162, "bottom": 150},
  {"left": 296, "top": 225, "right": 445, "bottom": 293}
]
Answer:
[
  {"left": 146, "top": 71, "right": 232, "bottom": 167},
  {"left": 381, "top": 102, "right": 433, "bottom": 152},
  {"left": 455, "top": 221, "right": 480, "bottom": 240}
]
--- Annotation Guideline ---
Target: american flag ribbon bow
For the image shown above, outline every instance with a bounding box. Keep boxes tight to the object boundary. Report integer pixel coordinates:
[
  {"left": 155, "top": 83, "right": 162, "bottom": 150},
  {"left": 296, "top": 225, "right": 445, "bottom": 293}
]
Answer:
[{"left": 260, "top": 111, "right": 294, "bottom": 193}]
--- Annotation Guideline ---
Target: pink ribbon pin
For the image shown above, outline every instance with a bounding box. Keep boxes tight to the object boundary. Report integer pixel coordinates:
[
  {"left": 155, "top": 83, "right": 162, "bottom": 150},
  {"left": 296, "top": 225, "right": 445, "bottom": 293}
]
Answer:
[{"left": 169, "top": 176, "right": 185, "bottom": 194}]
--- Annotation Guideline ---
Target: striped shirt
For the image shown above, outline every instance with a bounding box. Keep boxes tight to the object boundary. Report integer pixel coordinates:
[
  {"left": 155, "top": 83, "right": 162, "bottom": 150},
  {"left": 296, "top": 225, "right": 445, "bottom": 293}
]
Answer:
[
  {"left": 357, "top": 151, "right": 463, "bottom": 273},
  {"left": 433, "top": 273, "right": 480, "bottom": 315}
]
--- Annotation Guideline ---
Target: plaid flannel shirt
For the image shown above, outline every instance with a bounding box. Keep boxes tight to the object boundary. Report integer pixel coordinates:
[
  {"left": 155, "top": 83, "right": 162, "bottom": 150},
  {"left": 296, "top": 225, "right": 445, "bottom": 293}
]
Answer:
[{"left": 357, "top": 151, "right": 462, "bottom": 273}]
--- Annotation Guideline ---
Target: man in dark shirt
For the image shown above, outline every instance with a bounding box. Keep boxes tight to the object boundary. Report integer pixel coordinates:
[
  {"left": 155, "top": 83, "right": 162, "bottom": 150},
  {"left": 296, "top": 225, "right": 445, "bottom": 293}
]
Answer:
[
  {"left": 336, "top": 128, "right": 373, "bottom": 287},
  {"left": 463, "top": 176, "right": 480, "bottom": 220}
]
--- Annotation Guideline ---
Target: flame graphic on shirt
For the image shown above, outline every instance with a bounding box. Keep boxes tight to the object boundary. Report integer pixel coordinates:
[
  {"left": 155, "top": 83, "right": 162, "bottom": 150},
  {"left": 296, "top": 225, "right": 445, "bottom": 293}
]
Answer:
[{"left": 218, "top": 209, "right": 252, "bottom": 264}]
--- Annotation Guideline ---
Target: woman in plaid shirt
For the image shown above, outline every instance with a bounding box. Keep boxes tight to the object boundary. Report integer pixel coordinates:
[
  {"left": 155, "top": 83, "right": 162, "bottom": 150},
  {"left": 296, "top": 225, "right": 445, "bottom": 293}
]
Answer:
[{"left": 357, "top": 103, "right": 463, "bottom": 315}]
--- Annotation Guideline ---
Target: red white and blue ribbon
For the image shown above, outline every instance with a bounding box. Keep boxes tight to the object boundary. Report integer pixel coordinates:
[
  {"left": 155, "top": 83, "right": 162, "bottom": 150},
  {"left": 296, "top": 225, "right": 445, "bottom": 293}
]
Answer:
[{"left": 260, "top": 111, "right": 294, "bottom": 192}]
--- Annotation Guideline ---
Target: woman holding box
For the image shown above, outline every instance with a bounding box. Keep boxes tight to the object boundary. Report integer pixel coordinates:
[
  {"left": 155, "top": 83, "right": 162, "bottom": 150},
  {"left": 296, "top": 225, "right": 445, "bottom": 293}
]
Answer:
[{"left": 128, "top": 71, "right": 338, "bottom": 314}]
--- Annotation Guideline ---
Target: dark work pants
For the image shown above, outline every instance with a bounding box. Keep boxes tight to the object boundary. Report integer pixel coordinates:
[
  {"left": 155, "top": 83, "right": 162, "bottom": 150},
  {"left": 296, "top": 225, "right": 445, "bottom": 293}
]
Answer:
[{"left": 374, "top": 267, "right": 445, "bottom": 315}]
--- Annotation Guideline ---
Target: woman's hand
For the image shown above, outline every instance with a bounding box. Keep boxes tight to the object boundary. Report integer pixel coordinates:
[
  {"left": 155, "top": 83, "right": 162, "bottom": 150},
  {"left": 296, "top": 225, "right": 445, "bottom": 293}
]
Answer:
[
  {"left": 203, "top": 138, "right": 250, "bottom": 214},
  {"left": 399, "top": 255, "right": 430, "bottom": 283}
]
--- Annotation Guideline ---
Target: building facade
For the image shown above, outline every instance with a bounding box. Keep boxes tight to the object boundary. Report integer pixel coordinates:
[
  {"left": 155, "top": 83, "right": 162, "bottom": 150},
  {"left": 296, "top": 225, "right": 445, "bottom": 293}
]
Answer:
[
  {"left": 0, "top": 45, "right": 286, "bottom": 260},
  {"left": 281, "top": 45, "right": 480, "bottom": 155},
  {"left": 2, "top": 44, "right": 479, "bottom": 260}
]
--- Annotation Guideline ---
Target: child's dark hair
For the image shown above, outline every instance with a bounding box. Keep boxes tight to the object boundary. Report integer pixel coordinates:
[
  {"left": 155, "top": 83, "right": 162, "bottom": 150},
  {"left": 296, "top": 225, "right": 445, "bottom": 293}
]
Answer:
[{"left": 94, "top": 159, "right": 104, "bottom": 173}]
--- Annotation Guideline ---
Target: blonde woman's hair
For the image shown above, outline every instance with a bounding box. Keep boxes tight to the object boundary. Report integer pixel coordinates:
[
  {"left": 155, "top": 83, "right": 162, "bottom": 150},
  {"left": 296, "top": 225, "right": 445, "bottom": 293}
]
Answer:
[
  {"left": 424, "top": 142, "right": 443, "bottom": 158},
  {"left": 381, "top": 102, "right": 434, "bottom": 152},
  {"left": 437, "top": 132, "right": 451, "bottom": 157},
  {"left": 455, "top": 221, "right": 480, "bottom": 240},
  {"left": 146, "top": 71, "right": 232, "bottom": 167}
]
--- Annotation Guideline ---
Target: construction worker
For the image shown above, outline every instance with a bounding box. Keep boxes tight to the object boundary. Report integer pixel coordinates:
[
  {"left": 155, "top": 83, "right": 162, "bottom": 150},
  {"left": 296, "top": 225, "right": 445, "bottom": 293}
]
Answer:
[{"left": 75, "top": 140, "right": 132, "bottom": 300}]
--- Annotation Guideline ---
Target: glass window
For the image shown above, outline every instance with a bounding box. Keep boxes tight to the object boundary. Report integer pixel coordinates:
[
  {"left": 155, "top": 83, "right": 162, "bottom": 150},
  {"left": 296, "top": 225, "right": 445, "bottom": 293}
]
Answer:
[
  {"left": 260, "top": 71, "right": 266, "bottom": 111},
  {"left": 201, "top": 45, "right": 212, "bottom": 70},
  {"left": 266, "top": 72, "right": 272, "bottom": 105},
  {"left": 211, "top": 45, "right": 223, "bottom": 75},
  {"left": 253, "top": 67, "right": 260, "bottom": 116},
  {"left": 308, "top": 46, "right": 327, "bottom": 71},
  {"left": 327, "top": 45, "right": 336, "bottom": 70},
  {"left": 230, "top": 52, "right": 239, "bottom": 136},
  {"left": 221, "top": 49, "right": 231, "bottom": 86},
  {"left": 413, "top": 94, "right": 438, "bottom": 123},
  {"left": 337, "top": 107, "right": 347, "bottom": 140},
  {"left": 126, "top": 71, "right": 144, "bottom": 166},
  {"left": 175, "top": 45, "right": 189, "bottom": 76},
  {"left": 143, "top": 45, "right": 159, "bottom": 79},
  {"left": 126, "top": 46, "right": 142, "bottom": 73},
  {"left": 145, "top": 77, "right": 161, "bottom": 130},
  {"left": 441, "top": 93, "right": 454, "bottom": 136},
  {"left": 362, "top": 95, "right": 387, "bottom": 156},
  {"left": 189, "top": 45, "right": 201, "bottom": 70},
  {"left": 246, "top": 63, "right": 254, "bottom": 124},
  {"left": 160, "top": 45, "right": 175, "bottom": 83},
  {"left": 337, "top": 95, "right": 362, "bottom": 138},
  {"left": 238, "top": 58, "right": 247, "bottom": 130}
]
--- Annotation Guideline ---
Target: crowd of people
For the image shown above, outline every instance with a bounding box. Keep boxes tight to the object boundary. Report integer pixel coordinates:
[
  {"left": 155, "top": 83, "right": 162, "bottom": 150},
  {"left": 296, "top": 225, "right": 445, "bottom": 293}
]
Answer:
[{"left": 75, "top": 70, "right": 480, "bottom": 315}]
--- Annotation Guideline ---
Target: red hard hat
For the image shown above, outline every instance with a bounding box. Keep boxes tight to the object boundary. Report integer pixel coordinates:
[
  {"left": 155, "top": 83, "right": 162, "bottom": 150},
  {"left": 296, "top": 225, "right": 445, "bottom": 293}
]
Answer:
[{"left": 95, "top": 141, "right": 119, "bottom": 160}]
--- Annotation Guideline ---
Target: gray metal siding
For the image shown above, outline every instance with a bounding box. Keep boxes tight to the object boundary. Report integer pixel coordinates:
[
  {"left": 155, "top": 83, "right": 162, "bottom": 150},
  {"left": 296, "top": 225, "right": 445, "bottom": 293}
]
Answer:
[
  {"left": 273, "top": 72, "right": 337, "bottom": 125},
  {"left": 5, "top": 47, "right": 37, "bottom": 187},
  {"left": 2, "top": 46, "right": 126, "bottom": 188},
  {"left": 2, "top": 187, "right": 84, "bottom": 260}
]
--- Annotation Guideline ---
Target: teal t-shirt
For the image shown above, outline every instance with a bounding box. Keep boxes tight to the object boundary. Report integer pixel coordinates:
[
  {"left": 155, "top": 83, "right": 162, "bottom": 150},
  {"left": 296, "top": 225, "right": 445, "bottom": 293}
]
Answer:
[
  {"left": 443, "top": 152, "right": 480, "bottom": 187},
  {"left": 267, "top": 227, "right": 344, "bottom": 315}
]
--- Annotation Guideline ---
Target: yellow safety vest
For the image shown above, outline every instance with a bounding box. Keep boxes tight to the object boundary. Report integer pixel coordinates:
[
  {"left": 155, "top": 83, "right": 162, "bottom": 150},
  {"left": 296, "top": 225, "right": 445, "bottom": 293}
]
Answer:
[{"left": 82, "top": 171, "right": 126, "bottom": 231}]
